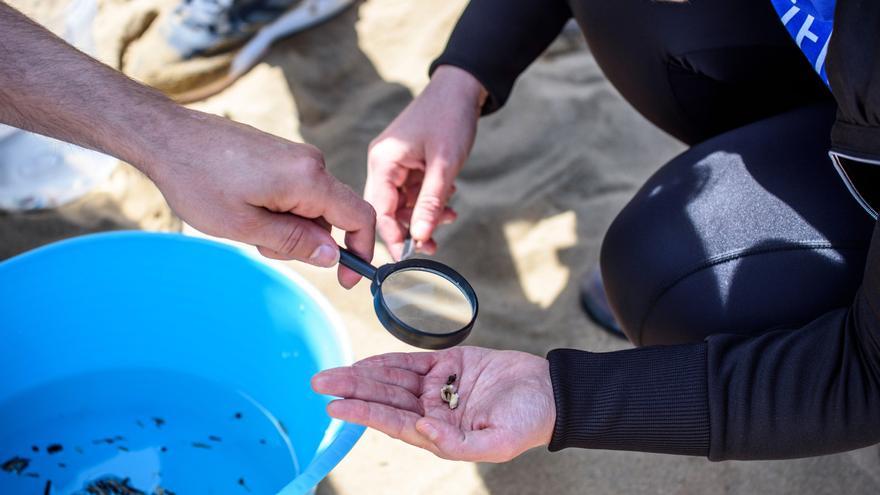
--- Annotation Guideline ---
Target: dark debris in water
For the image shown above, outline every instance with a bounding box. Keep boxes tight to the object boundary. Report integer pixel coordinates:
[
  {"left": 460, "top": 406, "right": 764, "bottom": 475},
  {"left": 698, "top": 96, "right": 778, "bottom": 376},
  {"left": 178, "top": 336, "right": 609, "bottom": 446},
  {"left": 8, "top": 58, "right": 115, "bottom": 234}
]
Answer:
[
  {"left": 47, "top": 444, "right": 63, "bottom": 455},
  {"left": 26, "top": 472, "right": 40, "bottom": 478},
  {"left": 234, "top": 412, "right": 243, "bottom": 420},
  {"left": 1, "top": 456, "right": 29, "bottom": 474},
  {"left": 238, "top": 477, "right": 250, "bottom": 492},
  {"left": 81, "top": 477, "right": 144, "bottom": 495},
  {"left": 77, "top": 476, "right": 176, "bottom": 495},
  {"left": 191, "top": 442, "right": 212, "bottom": 449},
  {"left": 152, "top": 417, "right": 166, "bottom": 428},
  {"left": 44, "top": 480, "right": 51, "bottom": 495},
  {"left": 208, "top": 435, "right": 222, "bottom": 442},
  {"left": 31, "top": 445, "right": 40, "bottom": 453}
]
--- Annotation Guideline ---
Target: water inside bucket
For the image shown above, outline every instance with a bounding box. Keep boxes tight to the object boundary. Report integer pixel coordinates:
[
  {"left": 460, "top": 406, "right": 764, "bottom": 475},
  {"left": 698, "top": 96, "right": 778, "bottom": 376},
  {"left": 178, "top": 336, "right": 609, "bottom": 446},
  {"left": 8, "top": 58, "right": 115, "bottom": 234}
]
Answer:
[{"left": 0, "top": 368, "right": 299, "bottom": 494}]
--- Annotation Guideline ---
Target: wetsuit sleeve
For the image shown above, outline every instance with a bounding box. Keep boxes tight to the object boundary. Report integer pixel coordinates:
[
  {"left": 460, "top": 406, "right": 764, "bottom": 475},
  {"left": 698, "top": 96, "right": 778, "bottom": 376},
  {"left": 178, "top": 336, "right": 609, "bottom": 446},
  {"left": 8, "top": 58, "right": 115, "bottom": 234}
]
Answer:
[
  {"left": 430, "top": 0, "right": 573, "bottom": 115},
  {"left": 547, "top": 220, "right": 880, "bottom": 460},
  {"left": 827, "top": 0, "right": 880, "bottom": 158}
]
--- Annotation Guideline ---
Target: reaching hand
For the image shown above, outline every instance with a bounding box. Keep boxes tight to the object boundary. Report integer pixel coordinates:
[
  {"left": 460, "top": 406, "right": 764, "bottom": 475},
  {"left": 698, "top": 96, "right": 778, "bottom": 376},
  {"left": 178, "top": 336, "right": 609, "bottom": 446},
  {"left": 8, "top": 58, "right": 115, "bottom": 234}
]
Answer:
[
  {"left": 148, "top": 111, "right": 375, "bottom": 288},
  {"left": 365, "top": 66, "right": 486, "bottom": 259},
  {"left": 311, "top": 346, "right": 556, "bottom": 462},
  {"left": 0, "top": 3, "right": 374, "bottom": 288}
]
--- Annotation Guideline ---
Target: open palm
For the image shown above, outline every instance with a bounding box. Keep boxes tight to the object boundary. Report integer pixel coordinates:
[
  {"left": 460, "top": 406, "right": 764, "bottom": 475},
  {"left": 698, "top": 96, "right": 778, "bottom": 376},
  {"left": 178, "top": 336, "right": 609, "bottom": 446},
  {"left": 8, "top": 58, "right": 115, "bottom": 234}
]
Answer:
[{"left": 311, "top": 346, "right": 555, "bottom": 462}]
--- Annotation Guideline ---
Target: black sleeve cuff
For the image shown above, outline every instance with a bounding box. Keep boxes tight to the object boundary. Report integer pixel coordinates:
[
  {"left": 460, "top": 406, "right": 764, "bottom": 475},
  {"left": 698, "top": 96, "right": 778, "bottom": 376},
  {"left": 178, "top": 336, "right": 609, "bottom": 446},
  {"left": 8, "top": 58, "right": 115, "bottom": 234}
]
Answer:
[
  {"left": 426, "top": 0, "right": 572, "bottom": 116},
  {"left": 429, "top": 58, "right": 503, "bottom": 116},
  {"left": 547, "top": 344, "right": 710, "bottom": 456},
  {"left": 831, "top": 120, "right": 880, "bottom": 160}
]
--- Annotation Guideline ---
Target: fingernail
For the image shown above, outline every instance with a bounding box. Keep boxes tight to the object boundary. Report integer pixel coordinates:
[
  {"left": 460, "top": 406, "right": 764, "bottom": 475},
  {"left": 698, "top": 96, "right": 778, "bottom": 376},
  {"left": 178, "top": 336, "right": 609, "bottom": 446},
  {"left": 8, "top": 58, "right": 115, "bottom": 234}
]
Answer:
[
  {"left": 309, "top": 244, "right": 339, "bottom": 267},
  {"left": 419, "top": 421, "right": 438, "bottom": 442},
  {"left": 412, "top": 220, "right": 431, "bottom": 239},
  {"left": 310, "top": 375, "right": 325, "bottom": 392}
]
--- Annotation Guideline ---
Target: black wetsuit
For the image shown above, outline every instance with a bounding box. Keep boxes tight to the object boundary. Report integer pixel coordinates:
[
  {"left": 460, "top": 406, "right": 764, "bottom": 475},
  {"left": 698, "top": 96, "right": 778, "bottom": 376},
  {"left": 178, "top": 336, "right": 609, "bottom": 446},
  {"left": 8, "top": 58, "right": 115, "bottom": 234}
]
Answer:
[{"left": 433, "top": 0, "right": 880, "bottom": 459}]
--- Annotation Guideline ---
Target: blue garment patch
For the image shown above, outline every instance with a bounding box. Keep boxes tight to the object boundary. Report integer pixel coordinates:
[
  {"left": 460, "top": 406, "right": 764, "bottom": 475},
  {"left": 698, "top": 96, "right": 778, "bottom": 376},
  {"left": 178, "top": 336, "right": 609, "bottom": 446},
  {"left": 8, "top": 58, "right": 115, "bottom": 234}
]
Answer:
[{"left": 770, "top": 0, "right": 834, "bottom": 85}]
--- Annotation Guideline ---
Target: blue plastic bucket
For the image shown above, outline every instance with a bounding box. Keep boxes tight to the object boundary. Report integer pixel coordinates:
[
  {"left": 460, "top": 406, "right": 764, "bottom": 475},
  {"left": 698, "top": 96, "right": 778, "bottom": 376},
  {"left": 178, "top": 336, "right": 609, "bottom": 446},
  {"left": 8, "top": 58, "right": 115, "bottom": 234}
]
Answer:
[{"left": 0, "top": 232, "right": 364, "bottom": 494}]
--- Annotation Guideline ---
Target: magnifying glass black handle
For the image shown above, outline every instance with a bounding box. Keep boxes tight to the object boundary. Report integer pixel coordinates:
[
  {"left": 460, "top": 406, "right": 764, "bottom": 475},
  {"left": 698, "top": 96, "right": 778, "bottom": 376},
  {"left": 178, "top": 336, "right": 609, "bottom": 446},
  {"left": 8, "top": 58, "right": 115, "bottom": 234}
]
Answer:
[{"left": 339, "top": 247, "right": 377, "bottom": 280}]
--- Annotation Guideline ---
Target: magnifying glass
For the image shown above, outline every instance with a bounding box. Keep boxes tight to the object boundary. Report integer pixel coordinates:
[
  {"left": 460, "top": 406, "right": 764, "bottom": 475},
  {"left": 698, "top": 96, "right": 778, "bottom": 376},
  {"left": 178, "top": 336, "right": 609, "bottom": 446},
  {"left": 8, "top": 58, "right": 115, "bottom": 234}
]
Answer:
[{"left": 338, "top": 247, "right": 478, "bottom": 349}]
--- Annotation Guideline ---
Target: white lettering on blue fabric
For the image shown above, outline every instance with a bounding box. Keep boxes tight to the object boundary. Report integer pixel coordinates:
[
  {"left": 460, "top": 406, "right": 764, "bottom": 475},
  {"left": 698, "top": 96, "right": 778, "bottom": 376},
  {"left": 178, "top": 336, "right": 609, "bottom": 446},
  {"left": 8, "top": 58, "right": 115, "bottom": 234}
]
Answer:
[
  {"left": 796, "top": 15, "right": 819, "bottom": 46},
  {"left": 770, "top": 0, "right": 835, "bottom": 86},
  {"left": 815, "top": 30, "right": 832, "bottom": 74},
  {"left": 781, "top": 3, "right": 800, "bottom": 24}
]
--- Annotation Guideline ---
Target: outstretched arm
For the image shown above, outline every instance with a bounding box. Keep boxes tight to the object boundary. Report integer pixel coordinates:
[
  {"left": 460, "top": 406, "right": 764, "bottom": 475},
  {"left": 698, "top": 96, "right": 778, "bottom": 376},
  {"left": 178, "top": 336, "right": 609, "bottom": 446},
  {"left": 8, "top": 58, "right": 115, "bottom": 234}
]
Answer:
[
  {"left": 548, "top": 241, "right": 880, "bottom": 460},
  {"left": 314, "top": 220, "right": 880, "bottom": 460},
  {"left": 0, "top": 3, "right": 375, "bottom": 287}
]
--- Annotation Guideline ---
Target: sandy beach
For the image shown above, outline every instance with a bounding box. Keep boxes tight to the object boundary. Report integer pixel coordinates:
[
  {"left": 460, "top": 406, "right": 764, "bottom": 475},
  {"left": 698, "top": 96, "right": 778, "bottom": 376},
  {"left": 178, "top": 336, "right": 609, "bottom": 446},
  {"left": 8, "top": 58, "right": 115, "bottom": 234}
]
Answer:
[{"left": 3, "top": 0, "right": 880, "bottom": 493}]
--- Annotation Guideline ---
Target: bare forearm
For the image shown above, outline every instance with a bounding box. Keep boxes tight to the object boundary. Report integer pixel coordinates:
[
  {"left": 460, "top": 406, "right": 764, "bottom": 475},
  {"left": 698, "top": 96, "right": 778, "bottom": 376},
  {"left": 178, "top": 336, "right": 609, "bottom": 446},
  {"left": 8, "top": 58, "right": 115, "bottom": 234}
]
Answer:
[{"left": 0, "top": 2, "right": 185, "bottom": 179}]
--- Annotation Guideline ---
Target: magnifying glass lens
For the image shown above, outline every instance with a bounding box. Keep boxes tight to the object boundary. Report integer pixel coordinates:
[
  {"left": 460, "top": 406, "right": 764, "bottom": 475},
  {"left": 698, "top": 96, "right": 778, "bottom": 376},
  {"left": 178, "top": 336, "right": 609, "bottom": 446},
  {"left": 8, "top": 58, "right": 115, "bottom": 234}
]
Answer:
[{"left": 380, "top": 268, "right": 474, "bottom": 335}]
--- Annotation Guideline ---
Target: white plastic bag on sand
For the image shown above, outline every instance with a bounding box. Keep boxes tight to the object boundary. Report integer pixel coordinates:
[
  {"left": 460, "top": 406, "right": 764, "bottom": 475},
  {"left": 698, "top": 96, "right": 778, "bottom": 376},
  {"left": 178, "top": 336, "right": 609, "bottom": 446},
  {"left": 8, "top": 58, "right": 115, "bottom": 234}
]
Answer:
[{"left": 0, "top": 0, "right": 117, "bottom": 211}]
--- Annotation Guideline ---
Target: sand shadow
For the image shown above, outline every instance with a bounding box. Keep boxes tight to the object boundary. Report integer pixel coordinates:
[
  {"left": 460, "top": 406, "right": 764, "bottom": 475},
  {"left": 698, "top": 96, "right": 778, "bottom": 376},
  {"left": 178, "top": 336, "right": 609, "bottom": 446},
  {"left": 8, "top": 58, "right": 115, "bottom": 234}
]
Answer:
[
  {"left": 315, "top": 477, "right": 340, "bottom": 495},
  {"left": 263, "top": 2, "right": 412, "bottom": 191},
  {"left": 0, "top": 165, "right": 180, "bottom": 261}
]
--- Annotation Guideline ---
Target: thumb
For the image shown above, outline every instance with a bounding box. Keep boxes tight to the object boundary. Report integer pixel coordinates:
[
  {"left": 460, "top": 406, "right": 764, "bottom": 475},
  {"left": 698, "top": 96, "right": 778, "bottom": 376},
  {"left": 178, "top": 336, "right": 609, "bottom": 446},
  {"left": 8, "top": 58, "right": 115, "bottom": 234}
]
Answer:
[
  {"left": 416, "top": 418, "right": 514, "bottom": 462},
  {"left": 247, "top": 209, "right": 340, "bottom": 267},
  {"left": 416, "top": 417, "right": 464, "bottom": 455},
  {"left": 410, "top": 154, "right": 456, "bottom": 242}
]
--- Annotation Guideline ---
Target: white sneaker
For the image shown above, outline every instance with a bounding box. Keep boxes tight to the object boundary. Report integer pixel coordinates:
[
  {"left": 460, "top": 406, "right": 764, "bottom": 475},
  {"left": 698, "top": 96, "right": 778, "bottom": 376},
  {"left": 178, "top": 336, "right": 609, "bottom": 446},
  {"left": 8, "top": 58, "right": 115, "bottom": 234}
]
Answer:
[{"left": 125, "top": 0, "right": 355, "bottom": 102}]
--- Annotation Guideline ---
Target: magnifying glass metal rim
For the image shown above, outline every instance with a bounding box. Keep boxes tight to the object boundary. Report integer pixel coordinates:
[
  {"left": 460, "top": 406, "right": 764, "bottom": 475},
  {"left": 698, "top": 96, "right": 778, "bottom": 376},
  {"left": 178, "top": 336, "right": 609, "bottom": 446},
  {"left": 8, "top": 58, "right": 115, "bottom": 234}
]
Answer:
[
  {"left": 339, "top": 248, "right": 478, "bottom": 350},
  {"left": 373, "top": 258, "right": 478, "bottom": 350}
]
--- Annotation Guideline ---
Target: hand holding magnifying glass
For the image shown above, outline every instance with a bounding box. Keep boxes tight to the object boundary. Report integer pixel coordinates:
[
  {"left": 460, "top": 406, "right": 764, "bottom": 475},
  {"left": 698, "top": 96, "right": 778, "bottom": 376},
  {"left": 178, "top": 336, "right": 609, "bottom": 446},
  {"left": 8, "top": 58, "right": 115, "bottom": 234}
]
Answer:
[{"left": 338, "top": 246, "right": 478, "bottom": 349}]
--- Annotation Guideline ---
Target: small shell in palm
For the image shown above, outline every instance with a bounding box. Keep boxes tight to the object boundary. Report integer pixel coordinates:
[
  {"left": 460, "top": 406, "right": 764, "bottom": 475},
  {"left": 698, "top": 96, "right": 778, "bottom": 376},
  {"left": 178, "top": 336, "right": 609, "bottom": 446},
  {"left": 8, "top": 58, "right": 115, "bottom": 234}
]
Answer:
[{"left": 440, "top": 384, "right": 459, "bottom": 410}]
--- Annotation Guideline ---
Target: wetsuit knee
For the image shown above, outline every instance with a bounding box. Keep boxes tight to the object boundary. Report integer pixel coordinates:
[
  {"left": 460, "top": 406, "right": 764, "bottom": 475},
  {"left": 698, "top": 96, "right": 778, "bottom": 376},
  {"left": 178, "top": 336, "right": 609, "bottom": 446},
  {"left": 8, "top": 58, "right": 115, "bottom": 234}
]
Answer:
[{"left": 600, "top": 105, "right": 871, "bottom": 347}]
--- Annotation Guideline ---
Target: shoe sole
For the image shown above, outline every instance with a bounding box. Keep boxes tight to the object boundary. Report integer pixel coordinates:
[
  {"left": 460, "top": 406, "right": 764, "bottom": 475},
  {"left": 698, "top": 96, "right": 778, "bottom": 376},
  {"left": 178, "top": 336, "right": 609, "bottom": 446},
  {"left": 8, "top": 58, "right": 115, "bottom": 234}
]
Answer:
[
  {"left": 172, "top": 0, "right": 356, "bottom": 103},
  {"left": 579, "top": 267, "right": 627, "bottom": 338}
]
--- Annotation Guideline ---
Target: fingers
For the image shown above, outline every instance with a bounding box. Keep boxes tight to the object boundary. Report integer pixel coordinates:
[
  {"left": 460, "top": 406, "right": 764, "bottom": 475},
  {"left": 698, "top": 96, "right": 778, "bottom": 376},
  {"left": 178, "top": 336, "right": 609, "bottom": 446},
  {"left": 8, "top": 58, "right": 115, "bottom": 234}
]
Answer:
[
  {"left": 346, "top": 363, "right": 422, "bottom": 394},
  {"left": 327, "top": 399, "right": 434, "bottom": 451},
  {"left": 245, "top": 209, "right": 339, "bottom": 267},
  {"left": 395, "top": 207, "right": 456, "bottom": 256},
  {"left": 279, "top": 157, "right": 374, "bottom": 287},
  {"left": 312, "top": 369, "right": 423, "bottom": 414},
  {"left": 365, "top": 170, "right": 408, "bottom": 260},
  {"left": 249, "top": 154, "right": 374, "bottom": 286},
  {"left": 314, "top": 365, "right": 422, "bottom": 398},
  {"left": 395, "top": 207, "right": 457, "bottom": 227},
  {"left": 339, "top": 231, "right": 371, "bottom": 289},
  {"left": 354, "top": 352, "right": 438, "bottom": 374},
  {"left": 410, "top": 152, "right": 457, "bottom": 242},
  {"left": 314, "top": 179, "right": 375, "bottom": 289}
]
